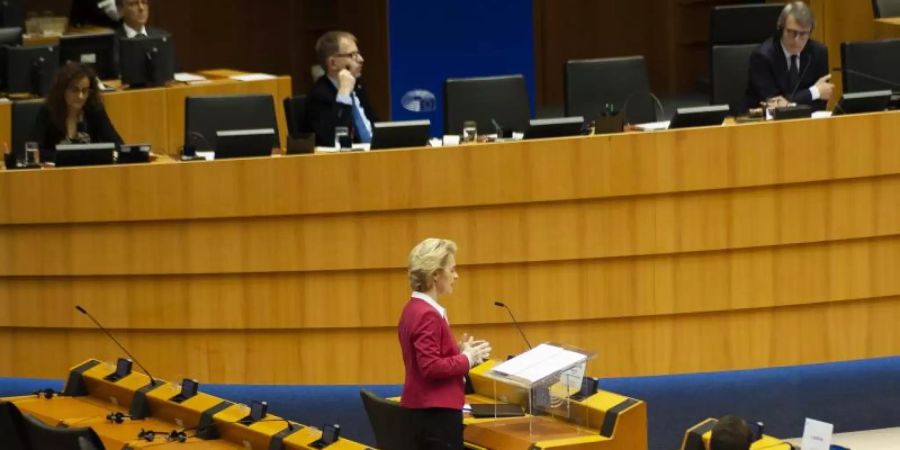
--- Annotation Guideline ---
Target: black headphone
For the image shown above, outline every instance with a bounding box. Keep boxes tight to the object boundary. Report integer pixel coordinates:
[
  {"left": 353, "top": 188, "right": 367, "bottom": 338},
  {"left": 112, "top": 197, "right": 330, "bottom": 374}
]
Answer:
[
  {"left": 137, "top": 429, "right": 187, "bottom": 443},
  {"left": 32, "top": 388, "right": 57, "bottom": 399},
  {"left": 106, "top": 412, "right": 132, "bottom": 424}
]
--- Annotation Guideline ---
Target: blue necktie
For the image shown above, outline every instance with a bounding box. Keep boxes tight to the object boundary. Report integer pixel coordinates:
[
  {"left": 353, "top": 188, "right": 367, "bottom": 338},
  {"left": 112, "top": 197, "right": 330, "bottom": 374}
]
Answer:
[{"left": 351, "top": 94, "right": 371, "bottom": 143}]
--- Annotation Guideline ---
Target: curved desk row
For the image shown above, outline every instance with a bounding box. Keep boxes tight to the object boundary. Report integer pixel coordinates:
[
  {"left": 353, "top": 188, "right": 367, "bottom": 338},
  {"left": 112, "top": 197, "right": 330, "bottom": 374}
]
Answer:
[{"left": 1, "top": 111, "right": 899, "bottom": 383}]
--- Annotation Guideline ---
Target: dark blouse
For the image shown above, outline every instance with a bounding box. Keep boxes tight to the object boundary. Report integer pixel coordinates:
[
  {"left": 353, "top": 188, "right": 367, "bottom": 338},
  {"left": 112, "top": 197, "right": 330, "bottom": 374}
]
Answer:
[{"left": 29, "top": 104, "right": 124, "bottom": 161}]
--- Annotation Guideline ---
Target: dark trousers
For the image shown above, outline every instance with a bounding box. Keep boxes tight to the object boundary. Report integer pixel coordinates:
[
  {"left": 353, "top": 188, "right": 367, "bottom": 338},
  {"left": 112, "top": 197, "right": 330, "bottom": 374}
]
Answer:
[{"left": 411, "top": 407, "right": 463, "bottom": 450}]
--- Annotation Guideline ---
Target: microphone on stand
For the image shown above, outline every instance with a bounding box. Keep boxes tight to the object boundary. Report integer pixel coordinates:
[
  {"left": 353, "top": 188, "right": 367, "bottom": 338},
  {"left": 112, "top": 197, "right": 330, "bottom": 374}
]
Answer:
[
  {"left": 493, "top": 301, "right": 533, "bottom": 350},
  {"left": 75, "top": 305, "right": 159, "bottom": 387}
]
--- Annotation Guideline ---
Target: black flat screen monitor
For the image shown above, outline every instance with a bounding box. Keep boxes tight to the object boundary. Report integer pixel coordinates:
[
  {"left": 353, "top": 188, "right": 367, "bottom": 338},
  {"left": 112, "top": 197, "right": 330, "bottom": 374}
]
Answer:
[
  {"left": 0, "top": 0, "right": 24, "bottom": 28},
  {"left": 54, "top": 142, "right": 116, "bottom": 167},
  {"left": 120, "top": 34, "right": 175, "bottom": 87},
  {"left": 0, "top": 26, "right": 21, "bottom": 45},
  {"left": 6, "top": 45, "right": 57, "bottom": 96},
  {"left": 833, "top": 90, "right": 892, "bottom": 115},
  {"left": 214, "top": 128, "right": 275, "bottom": 159},
  {"left": 524, "top": 116, "right": 584, "bottom": 139},
  {"left": 59, "top": 31, "right": 118, "bottom": 80},
  {"left": 668, "top": 104, "right": 729, "bottom": 129},
  {"left": 370, "top": 120, "right": 430, "bottom": 149}
]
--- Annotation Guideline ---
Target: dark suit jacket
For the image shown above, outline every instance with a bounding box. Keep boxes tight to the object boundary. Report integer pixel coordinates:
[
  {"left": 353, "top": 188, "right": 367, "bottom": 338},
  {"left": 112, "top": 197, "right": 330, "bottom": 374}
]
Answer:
[
  {"left": 114, "top": 25, "right": 168, "bottom": 39},
  {"left": 303, "top": 75, "right": 379, "bottom": 147},
  {"left": 29, "top": 103, "right": 124, "bottom": 161},
  {"left": 398, "top": 297, "right": 468, "bottom": 410},
  {"left": 745, "top": 37, "right": 829, "bottom": 111}
]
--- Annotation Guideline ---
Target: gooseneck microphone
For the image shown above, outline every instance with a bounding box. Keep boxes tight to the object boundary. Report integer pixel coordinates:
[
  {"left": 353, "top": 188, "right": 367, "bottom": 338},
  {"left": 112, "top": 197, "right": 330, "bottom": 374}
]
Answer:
[
  {"left": 493, "top": 301, "right": 533, "bottom": 350},
  {"left": 832, "top": 67, "right": 900, "bottom": 90},
  {"left": 75, "top": 305, "right": 159, "bottom": 387}
]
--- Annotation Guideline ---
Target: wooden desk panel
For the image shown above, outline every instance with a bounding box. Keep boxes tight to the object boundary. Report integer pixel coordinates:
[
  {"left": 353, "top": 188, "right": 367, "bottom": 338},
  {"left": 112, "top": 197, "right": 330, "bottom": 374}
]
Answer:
[
  {"left": 0, "top": 101, "right": 9, "bottom": 153},
  {"left": 103, "top": 87, "right": 169, "bottom": 152},
  {"left": 1, "top": 113, "right": 899, "bottom": 383},
  {"left": 875, "top": 18, "right": 900, "bottom": 39}
]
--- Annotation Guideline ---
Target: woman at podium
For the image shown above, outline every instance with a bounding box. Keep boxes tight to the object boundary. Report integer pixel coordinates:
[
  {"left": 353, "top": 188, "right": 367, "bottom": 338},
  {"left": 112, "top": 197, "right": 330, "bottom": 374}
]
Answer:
[{"left": 398, "top": 238, "right": 492, "bottom": 449}]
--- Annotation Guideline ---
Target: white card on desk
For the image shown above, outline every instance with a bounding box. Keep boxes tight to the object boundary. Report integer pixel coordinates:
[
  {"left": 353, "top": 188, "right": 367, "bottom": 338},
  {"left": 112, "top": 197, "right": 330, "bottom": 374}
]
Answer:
[{"left": 800, "top": 417, "right": 833, "bottom": 450}]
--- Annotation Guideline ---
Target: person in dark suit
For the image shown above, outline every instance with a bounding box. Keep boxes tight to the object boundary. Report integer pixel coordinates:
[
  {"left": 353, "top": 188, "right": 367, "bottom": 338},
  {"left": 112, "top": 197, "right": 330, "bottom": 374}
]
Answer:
[
  {"left": 399, "top": 238, "right": 492, "bottom": 450},
  {"left": 114, "top": 0, "right": 166, "bottom": 38},
  {"left": 69, "top": 0, "right": 120, "bottom": 29},
  {"left": 304, "top": 31, "right": 380, "bottom": 147},
  {"left": 745, "top": 1, "right": 834, "bottom": 111},
  {"left": 29, "top": 62, "right": 123, "bottom": 162}
]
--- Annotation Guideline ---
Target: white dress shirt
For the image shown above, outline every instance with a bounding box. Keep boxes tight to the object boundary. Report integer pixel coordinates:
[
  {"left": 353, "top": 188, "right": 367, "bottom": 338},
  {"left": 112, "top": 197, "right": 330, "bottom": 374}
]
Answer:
[{"left": 123, "top": 23, "right": 148, "bottom": 38}]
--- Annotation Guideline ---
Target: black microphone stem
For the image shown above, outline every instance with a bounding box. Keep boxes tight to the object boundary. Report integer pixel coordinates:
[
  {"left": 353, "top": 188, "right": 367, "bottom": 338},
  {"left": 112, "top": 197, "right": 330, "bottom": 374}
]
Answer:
[
  {"left": 75, "top": 305, "right": 158, "bottom": 387},
  {"left": 494, "top": 301, "right": 533, "bottom": 350}
]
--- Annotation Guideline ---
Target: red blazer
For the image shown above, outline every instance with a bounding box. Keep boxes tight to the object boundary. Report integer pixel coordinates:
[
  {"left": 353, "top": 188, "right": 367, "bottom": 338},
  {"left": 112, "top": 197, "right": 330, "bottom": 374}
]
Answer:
[{"left": 398, "top": 297, "right": 469, "bottom": 410}]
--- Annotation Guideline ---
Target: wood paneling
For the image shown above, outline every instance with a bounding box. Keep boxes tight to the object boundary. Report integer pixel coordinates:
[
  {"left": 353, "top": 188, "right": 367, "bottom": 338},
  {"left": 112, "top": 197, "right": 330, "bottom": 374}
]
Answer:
[
  {"left": 2, "top": 112, "right": 900, "bottom": 383},
  {"left": 23, "top": 0, "right": 390, "bottom": 119}
]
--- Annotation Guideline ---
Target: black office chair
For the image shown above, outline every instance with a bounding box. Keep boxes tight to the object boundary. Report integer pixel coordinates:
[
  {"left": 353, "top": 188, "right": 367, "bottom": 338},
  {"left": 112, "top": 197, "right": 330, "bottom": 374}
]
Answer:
[
  {"left": 0, "top": 401, "right": 29, "bottom": 450},
  {"left": 873, "top": 0, "right": 900, "bottom": 18},
  {"left": 184, "top": 94, "right": 280, "bottom": 150},
  {"left": 709, "top": 3, "right": 783, "bottom": 45},
  {"left": 20, "top": 410, "right": 104, "bottom": 450},
  {"left": 283, "top": 95, "right": 309, "bottom": 138},
  {"left": 565, "top": 55, "right": 657, "bottom": 124},
  {"left": 443, "top": 74, "right": 530, "bottom": 135},
  {"left": 359, "top": 390, "right": 417, "bottom": 450},
  {"left": 841, "top": 39, "right": 900, "bottom": 93},
  {"left": 11, "top": 99, "right": 44, "bottom": 162},
  {"left": 711, "top": 44, "right": 758, "bottom": 115}
]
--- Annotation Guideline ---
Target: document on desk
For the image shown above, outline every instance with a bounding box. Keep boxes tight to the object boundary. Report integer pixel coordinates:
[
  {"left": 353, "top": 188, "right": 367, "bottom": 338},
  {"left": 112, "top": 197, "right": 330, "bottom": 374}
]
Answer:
[
  {"left": 490, "top": 343, "right": 587, "bottom": 385},
  {"left": 230, "top": 73, "right": 277, "bottom": 82}
]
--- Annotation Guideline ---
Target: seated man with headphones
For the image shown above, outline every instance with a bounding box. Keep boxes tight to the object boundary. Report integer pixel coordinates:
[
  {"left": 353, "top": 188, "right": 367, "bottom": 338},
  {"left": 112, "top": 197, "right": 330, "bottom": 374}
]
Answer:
[{"left": 745, "top": 1, "right": 833, "bottom": 111}]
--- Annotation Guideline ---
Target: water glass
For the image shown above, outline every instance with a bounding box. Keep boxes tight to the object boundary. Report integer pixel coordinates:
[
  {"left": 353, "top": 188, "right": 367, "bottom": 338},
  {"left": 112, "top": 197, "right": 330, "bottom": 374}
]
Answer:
[
  {"left": 24, "top": 142, "right": 40, "bottom": 166},
  {"left": 334, "top": 126, "right": 351, "bottom": 149},
  {"left": 462, "top": 121, "right": 477, "bottom": 143}
]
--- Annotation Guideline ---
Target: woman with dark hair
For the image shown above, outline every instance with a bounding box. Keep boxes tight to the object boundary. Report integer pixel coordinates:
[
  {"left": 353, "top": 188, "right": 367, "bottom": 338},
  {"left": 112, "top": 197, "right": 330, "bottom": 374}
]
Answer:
[{"left": 29, "top": 62, "right": 123, "bottom": 161}]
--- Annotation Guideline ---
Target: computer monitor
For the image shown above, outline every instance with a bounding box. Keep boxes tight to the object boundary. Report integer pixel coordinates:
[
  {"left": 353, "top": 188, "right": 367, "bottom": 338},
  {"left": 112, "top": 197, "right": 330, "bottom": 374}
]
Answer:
[
  {"left": 54, "top": 142, "right": 116, "bottom": 167},
  {"left": 668, "top": 104, "right": 729, "bottom": 129},
  {"left": 370, "top": 120, "right": 430, "bottom": 150},
  {"left": 59, "top": 31, "right": 118, "bottom": 80},
  {"left": 833, "top": 90, "right": 892, "bottom": 116},
  {"left": 0, "top": 0, "right": 24, "bottom": 28},
  {"left": 214, "top": 128, "right": 275, "bottom": 159},
  {"left": 0, "top": 26, "right": 22, "bottom": 89},
  {"left": 0, "top": 26, "right": 21, "bottom": 45},
  {"left": 523, "top": 116, "right": 585, "bottom": 140},
  {"left": 6, "top": 45, "right": 58, "bottom": 96},
  {"left": 119, "top": 34, "right": 175, "bottom": 87}
]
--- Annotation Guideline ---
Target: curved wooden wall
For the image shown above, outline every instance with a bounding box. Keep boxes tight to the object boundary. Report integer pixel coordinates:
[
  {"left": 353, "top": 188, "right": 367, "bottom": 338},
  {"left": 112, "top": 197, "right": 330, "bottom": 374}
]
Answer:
[{"left": 2, "top": 111, "right": 900, "bottom": 383}]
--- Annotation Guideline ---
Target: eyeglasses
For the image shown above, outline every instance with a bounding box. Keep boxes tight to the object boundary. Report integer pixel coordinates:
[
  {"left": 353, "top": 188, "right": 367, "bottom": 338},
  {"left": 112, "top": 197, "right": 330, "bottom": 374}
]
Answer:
[
  {"left": 333, "top": 51, "right": 362, "bottom": 60},
  {"left": 784, "top": 28, "right": 811, "bottom": 40},
  {"left": 67, "top": 85, "right": 91, "bottom": 96}
]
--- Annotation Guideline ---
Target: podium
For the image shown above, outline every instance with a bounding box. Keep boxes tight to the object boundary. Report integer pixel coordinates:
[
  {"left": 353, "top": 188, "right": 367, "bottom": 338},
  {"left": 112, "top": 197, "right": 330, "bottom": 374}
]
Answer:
[
  {"left": 463, "top": 343, "right": 647, "bottom": 450},
  {"left": 2, "top": 359, "right": 368, "bottom": 450}
]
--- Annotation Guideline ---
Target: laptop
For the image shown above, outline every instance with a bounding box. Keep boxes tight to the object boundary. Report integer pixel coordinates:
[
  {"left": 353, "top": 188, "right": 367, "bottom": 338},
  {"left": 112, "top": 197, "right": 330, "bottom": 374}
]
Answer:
[
  {"left": 54, "top": 142, "right": 116, "bottom": 167},
  {"left": 214, "top": 128, "right": 275, "bottom": 159}
]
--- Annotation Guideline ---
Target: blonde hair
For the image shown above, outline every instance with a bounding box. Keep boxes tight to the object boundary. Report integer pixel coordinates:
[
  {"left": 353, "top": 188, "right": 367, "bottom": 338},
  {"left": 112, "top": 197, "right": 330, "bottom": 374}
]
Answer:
[{"left": 408, "top": 238, "right": 457, "bottom": 292}]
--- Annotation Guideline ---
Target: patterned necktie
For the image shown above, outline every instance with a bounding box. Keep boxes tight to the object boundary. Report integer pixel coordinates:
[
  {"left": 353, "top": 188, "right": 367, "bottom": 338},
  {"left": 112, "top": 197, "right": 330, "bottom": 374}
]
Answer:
[
  {"left": 788, "top": 55, "right": 800, "bottom": 95},
  {"left": 351, "top": 93, "right": 371, "bottom": 143}
]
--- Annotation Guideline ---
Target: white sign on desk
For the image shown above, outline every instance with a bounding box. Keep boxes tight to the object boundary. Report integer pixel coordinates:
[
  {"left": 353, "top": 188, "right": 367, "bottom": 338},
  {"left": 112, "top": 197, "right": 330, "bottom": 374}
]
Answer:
[{"left": 800, "top": 417, "right": 833, "bottom": 450}]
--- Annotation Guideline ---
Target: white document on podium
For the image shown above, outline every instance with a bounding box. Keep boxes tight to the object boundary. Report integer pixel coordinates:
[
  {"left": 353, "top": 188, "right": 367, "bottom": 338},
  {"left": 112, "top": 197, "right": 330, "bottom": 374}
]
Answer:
[{"left": 490, "top": 343, "right": 587, "bottom": 384}]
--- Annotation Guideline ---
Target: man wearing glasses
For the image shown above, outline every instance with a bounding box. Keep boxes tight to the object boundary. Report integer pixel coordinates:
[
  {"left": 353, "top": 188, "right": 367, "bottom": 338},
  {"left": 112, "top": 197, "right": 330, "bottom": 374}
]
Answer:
[
  {"left": 114, "top": 0, "right": 166, "bottom": 39},
  {"left": 305, "top": 31, "right": 380, "bottom": 147},
  {"left": 745, "top": 1, "right": 833, "bottom": 111}
]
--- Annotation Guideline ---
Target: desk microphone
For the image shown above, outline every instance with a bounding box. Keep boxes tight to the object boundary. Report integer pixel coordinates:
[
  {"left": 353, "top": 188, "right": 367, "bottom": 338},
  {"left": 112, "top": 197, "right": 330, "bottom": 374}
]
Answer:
[
  {"left": 493, "top": 301, "right": 532, "bottom": 350},
  {"left": 75, "top": 305, "right": 158, "bottom": 387},
  {"left": 832, "top": 67, "right": 900, "bottom": 90}
]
